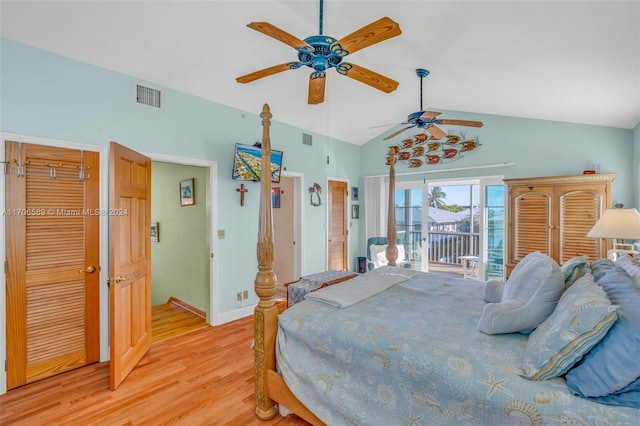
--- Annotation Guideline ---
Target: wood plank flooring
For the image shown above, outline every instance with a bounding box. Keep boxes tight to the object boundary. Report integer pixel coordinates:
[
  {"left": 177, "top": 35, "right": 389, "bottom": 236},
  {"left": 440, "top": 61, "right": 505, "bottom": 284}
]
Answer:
[
  {"left": 0, "top": 308, "right": 307, "bottom": 425},
  {"left": 151, "top": 300, "right": 209, "bottom": 345}
]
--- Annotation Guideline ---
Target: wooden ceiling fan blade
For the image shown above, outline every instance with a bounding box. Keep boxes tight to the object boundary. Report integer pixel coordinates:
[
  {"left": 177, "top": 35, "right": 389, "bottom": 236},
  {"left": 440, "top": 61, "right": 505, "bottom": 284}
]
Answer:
[
  {"left": 247, "top": 22, "right": 311, "bottom": 49},
  {"left": 342, "top": 63, "right": 398, "bottom": 93},
  {"left": 426, "top": 125, "right": 447, "bottom": 140},
  {"left": 308, "top": 73, "right": 326, "bottom": 105},
  {"left": 420, "top": 111, "right": 441, "bottom": 119},
  {"left": 440, "top": 119, "right": 484, "bottom": 128},
  {"left": 236, "top": 63, "right": 294, "bottom": 84},
  {"left": 336, "top": 17, "right": 401, "bottom": 55},
  {"left": 383, "top": 125, "right": 414, "bottom": 141}
]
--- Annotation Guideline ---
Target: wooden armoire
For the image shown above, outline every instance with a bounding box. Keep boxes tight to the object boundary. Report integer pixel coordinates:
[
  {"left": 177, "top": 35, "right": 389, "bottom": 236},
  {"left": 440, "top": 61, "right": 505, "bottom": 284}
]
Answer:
[{"left": 504, "top": 173, "right": 616, "bottom": 276}]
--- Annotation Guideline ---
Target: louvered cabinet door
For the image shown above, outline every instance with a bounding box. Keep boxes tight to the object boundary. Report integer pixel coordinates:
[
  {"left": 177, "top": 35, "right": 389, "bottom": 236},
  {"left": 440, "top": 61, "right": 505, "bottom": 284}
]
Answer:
[
  {"left": 557, "top": 185, "right": 607, "bottom": 263},
  {"left": 507, "top": 187, "right": 553, "bottom": 275}
]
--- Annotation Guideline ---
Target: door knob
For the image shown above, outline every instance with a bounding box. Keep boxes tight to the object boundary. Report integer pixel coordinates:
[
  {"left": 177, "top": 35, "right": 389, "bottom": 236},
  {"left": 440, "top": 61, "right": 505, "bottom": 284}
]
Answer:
[
  {"left": 115, "top": 275, "right": 130, "bottom": 283},
  {"left": 80, "top": 266, "right": 96, "bottom": 274}
]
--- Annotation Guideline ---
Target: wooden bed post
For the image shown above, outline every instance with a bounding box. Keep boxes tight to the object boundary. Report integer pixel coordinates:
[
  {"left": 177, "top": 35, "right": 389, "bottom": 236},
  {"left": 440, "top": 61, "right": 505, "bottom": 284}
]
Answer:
[
  {"left": 386, "top": 148, "right": 398, "bottom": 266},
  {"left": 254, "top": 103, "right": 279, "bottom": 420}
]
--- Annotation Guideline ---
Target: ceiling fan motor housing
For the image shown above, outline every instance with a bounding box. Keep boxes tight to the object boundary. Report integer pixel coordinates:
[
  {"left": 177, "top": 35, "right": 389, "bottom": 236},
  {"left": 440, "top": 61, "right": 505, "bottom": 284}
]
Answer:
[{"left": 298, "top": 35, "right": 345, "bottom": 72}]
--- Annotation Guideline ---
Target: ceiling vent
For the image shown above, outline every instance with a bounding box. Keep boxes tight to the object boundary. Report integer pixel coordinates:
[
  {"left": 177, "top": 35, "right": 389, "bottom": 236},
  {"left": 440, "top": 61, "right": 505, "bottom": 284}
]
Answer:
[
  {"left": 136, "top": 84, "right": 162, "bottom": 109},
  {"left": 302, "top": 133, "right": 313, "bottom": 146}
]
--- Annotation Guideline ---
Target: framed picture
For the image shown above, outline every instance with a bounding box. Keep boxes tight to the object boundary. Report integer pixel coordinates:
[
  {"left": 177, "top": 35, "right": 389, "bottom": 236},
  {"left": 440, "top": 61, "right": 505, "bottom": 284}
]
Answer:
[
  {"left": 352, "top": 187, "right": 359, "bottom": 201},
  {"left": 150, "top": 222, "right": 159, "bottom": 242},
  {"left": 271, "top": 187, "right": 281, "bottom": 208},
  {"left": 180, "top": 178, "right": 195, "bottom": 206},
  {"left": 351, "top": 204, "right": 359, "bottom": 219}
]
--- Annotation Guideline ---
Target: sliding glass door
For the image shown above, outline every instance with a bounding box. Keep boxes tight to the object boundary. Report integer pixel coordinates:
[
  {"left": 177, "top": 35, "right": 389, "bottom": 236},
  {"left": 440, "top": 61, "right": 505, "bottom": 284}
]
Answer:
[{"left": 395, "top": 177, "right": 505, "bottom": 280}]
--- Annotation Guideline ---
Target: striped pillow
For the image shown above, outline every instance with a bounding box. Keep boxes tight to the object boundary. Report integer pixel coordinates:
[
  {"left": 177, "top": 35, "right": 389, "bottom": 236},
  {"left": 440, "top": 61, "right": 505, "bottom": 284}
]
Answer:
[
  {"left": 560, "top": 255, "right": 589, "bottom": 288},
  {"left": 521, "top": 274, "right": 618, "bottom": 381}
]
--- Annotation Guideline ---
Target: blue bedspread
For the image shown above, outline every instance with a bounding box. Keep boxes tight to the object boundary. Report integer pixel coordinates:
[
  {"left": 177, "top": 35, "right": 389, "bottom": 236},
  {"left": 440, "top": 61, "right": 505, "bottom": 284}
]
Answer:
[{"left": 276, "top": 271, "right": 640, "bottom": 425}]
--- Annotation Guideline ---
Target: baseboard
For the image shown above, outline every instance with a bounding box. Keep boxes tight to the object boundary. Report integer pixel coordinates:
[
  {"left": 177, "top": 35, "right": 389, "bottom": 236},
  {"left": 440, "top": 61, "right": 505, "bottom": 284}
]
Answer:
[
  {"left": 215, "top": 304, "right": 256, "bottom": 325},
  {"left": 167, "top": 297, "right": 206, "bottom": 319}
]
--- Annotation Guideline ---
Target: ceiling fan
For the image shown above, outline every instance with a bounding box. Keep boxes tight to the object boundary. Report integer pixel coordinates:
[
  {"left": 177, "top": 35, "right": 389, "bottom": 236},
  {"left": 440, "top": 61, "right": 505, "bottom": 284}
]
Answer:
[
  {"left": 383, "top": 68, "right": 484, "bottom": 141},
  {"left": 236, "top": 0, "right": 401, "bottom": 105}
]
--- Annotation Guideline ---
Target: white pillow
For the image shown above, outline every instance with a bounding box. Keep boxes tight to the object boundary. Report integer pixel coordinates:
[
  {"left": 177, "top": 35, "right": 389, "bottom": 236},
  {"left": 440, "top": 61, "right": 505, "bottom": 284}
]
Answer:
[
  {"left": 478, "top": 252, "right": 565, "bottom": 335},
  {"left": 370, "top": 244, "right": 405, "bottom": 268}
]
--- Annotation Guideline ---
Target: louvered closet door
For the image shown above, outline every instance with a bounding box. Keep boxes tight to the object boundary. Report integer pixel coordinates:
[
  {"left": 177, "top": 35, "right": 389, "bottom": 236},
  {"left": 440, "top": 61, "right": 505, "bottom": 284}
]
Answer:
[
  {"left": 557, "top": 185, "right": 605, "bottom": 263},
  {"left": 5, "top": 142, "right": 100, "bottom": 389},
  {"left": 511, "top": 188, "right": 553, "bottom": 263}
]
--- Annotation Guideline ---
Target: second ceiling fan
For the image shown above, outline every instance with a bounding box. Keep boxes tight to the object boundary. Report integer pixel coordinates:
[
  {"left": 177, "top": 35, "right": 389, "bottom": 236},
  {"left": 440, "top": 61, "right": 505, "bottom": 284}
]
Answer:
[
  {"left": 383, "top": 69, "right": 484, "bottom": 141},
  {"left": 236, "top": 0, "right": 401, "bottom": 105}
]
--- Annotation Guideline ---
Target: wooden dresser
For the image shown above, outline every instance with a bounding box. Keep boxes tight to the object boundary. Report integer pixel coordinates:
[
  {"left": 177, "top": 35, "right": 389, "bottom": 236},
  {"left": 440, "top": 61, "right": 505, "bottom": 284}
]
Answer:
[{"left": 504, "top": 173, "right": 616, "bottom": 276}]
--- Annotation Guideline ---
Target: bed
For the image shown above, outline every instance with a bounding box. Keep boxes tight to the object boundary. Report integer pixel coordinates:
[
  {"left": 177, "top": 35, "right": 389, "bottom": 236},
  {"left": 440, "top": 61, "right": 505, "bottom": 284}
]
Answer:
[{"left": 251, "top": 104, "right": 640, "bottom": 425}]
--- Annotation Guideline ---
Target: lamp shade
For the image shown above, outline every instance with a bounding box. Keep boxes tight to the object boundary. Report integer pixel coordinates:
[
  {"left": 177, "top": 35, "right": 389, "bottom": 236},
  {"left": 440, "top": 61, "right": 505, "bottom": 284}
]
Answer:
[{"left": 586, "top": 208, "right": 640, "bottom": 239}]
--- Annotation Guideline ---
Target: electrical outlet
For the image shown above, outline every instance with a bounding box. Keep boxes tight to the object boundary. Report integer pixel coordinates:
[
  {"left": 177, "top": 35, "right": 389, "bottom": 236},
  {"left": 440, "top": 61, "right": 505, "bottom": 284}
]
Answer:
[
  {"left": 243, "top": 290, "right": 249, "bottom": 300},
  {"left": 236, "top": 291, "right": 242, "bottom": 302}
]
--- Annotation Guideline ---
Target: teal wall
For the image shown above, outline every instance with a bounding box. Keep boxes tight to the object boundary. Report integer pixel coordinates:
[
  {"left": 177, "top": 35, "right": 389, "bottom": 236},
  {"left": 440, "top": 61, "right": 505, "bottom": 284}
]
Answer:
[
  {"left": 358, "top": 111, "right": 636, "bottom": 257},
  {"left": 0, "top": 39, "right": 361, "bottom": 316},
  {"left": 150, "top": 161, "right": 210, "bottom": 318}
]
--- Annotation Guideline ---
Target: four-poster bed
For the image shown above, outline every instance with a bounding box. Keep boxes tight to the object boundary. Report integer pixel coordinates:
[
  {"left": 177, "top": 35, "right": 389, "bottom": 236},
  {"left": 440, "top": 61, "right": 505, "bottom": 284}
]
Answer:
[{"left": 253, "top": 104, "right": 640, "bottom": 425}]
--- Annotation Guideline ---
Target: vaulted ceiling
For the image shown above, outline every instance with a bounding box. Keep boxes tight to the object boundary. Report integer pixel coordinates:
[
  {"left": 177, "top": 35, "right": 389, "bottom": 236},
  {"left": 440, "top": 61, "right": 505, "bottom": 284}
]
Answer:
[{"left": 1, "top": 1, "right": 638, "bottom": 145}]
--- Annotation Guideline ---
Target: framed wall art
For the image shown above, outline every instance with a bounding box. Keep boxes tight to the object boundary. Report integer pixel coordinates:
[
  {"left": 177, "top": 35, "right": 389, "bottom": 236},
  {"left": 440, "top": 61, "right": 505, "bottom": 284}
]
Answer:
[
  {"left": 150, "top": 222, "right": 159, "bottom": 242},
  {"left": 180, "top": 178, "right": 195, "bottom": 206}
]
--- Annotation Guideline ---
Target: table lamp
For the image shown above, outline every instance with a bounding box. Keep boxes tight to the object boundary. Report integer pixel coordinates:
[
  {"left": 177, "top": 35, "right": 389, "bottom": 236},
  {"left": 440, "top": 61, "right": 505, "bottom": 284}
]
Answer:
[{"left": 586, "top": 208, "right": 640, "bottom": 260}]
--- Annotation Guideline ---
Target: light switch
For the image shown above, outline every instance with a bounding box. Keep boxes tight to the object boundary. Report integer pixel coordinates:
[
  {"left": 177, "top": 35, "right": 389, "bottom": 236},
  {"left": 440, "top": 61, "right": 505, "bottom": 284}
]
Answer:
[{"left": 217, "top": 229, "right": 225, "bottom": 239}]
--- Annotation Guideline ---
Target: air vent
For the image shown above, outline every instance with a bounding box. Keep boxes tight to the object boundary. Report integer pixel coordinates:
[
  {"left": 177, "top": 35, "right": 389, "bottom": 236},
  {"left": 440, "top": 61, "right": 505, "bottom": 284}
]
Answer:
[
  {"left": 136, "top": 84, "right": 162, "bottom": 109},
  {"left": 302, "top": 133, "right": 312, "bottom": 146}
]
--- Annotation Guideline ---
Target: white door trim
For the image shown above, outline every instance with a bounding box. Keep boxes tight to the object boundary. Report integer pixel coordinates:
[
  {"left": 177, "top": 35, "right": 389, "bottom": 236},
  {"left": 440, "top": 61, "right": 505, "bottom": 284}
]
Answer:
[{"left": 143, "top": 152, "right": 218, "bottom": 325}]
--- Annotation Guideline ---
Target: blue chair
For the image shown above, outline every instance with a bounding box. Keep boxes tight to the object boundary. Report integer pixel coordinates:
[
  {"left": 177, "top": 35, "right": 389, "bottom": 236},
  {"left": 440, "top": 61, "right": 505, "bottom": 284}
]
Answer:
[{"left": 366, "top": 237, "right": 412, "bottom": 271}]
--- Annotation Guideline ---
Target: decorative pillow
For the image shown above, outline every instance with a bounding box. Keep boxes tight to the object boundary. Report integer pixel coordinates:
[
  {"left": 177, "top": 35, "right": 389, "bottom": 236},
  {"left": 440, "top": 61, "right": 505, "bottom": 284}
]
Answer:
[
  {"left": 369, "top": 244, "right": 387, "bottom": 267},
  {"left": 371, "top": 244, "right": 405, "bottom": 268},
  {"left": 560, "top": 255, "right": 590, "bottom": 288},
  {"left": 521, "top": 274, "right": 618, "bottom": 381},
  {"left": 478, "top": 252, "right": 565, "bottom": 335},
  {"left": 483, "top": 280, "right": 505, "bottom": 303},
  {"left": 614, "top": 254, "right": 640, "bottom": 284},
  {"left": 566, "top": 267, "right": 640, "bottom": 400}
]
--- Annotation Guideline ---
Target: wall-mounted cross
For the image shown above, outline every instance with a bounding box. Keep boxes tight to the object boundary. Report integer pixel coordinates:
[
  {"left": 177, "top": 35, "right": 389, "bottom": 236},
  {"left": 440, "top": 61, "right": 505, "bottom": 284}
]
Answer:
[{"left": 236, "top": 183, "right": 248, "bottom": 206}]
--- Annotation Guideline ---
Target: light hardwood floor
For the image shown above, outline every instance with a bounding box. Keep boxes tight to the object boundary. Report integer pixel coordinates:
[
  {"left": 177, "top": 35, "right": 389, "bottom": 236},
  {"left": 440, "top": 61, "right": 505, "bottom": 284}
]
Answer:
[{"left": 0, "top": 304, "right": 306, "bottom": 425}]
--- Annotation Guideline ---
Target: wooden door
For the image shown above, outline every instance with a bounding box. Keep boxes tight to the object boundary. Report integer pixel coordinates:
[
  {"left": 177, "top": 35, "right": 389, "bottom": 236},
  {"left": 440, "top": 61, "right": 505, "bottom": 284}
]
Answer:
[
  {"left": 5, "top": 142, "right": 100, "bottom": 389},
  {"left": 109, "top": 142, "right": 152, "bottom": 390},
  {"left": 327, "top": 180, "right": 348, "bottom": 270}
]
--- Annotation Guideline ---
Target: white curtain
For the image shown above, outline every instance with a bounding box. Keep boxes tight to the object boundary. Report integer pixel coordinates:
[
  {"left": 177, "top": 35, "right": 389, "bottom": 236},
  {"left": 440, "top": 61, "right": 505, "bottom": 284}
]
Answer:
[{"left": 364, "top": 176, "right": 388, "bottom": 241}]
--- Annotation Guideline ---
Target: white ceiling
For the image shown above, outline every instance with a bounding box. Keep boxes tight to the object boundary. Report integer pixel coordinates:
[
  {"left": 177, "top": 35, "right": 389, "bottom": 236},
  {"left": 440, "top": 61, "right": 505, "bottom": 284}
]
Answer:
[{"left": 1, "top": 1, "right": 639, "bottom": 145}]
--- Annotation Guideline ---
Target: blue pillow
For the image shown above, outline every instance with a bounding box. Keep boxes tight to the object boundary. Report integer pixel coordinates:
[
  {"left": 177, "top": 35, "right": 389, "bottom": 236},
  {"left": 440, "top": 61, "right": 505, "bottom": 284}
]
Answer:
[
  {"left": 583, "top": 376, "right": 640, "bottom": 407},
  {"left": 478, "top": 252, "right": 564, "bottom": 335},
  {"left": 565, "top": 267, "right": 640, "bottom": 404},
  {"left": 590, "top": 258, "right": 615, "bottom": 282}
]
